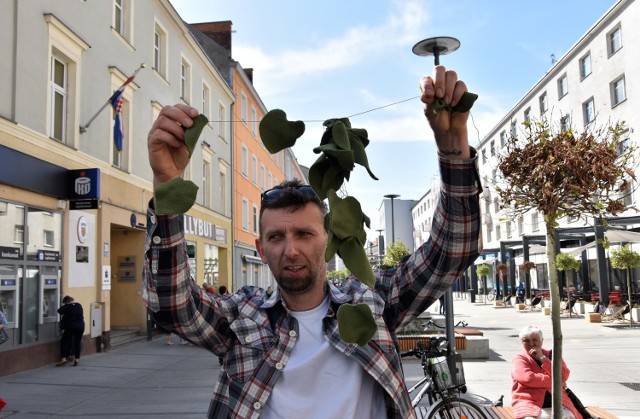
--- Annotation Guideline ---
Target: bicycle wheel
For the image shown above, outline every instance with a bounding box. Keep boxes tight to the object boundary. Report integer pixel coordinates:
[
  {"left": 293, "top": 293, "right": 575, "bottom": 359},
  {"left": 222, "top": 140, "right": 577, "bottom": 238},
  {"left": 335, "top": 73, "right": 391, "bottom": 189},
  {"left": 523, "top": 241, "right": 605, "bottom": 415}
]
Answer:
[
  {"left": 425, "top": 397, "right": 489, "bottom": 419},
  {"left": 486, "top": 291, "right": 495, "bottom": 302}
]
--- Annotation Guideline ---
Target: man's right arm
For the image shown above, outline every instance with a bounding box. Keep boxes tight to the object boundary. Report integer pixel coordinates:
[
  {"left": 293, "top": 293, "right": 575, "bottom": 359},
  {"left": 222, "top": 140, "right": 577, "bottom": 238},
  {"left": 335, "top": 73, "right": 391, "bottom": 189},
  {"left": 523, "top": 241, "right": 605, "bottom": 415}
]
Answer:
[{"left": 143, "top": 105, "right": 233, "bottom": 354}]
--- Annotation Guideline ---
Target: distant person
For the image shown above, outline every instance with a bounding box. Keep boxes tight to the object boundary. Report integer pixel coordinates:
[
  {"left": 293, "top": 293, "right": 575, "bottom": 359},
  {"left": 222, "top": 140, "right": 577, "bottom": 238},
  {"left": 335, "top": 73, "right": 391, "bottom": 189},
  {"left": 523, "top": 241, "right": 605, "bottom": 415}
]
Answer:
[
  {"left": 217, "top": 285, "right": 228, "bottom": 295},
  {"left": 265, "top": 286, "right": 273, "bottom": 298},
  {"left": 56, "top": 296, "right": 85, "bottom": 367},
  {"left": 516, "top": 281, "right": 525, "bottom": 303},
  {"left": 438, "top": 294, "right": 446, "bottom": 315},
  {"left": 202, "top": 282, "right": 215, "bottom": 295},
  {"left": 511, "top": 325, "right": 582, "bottom": 418}
]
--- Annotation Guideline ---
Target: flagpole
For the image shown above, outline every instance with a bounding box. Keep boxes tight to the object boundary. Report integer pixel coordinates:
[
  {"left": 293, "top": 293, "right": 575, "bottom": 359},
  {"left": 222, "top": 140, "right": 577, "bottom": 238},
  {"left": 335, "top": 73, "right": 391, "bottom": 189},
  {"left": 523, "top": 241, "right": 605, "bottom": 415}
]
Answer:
[{"left": 79, "top": 63, "right": 145, "bottom": 133}]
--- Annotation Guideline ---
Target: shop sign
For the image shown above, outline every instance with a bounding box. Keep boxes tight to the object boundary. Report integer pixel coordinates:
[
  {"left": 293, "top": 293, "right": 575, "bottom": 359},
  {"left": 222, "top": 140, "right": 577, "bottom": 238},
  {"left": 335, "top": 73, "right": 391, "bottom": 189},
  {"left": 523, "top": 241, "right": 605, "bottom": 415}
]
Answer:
[
  {"left": 37, "top": 250, "right": 60, "bottom": 262},
  {"left": 0, "top": 246, "right": 20, "bottom": 260}
]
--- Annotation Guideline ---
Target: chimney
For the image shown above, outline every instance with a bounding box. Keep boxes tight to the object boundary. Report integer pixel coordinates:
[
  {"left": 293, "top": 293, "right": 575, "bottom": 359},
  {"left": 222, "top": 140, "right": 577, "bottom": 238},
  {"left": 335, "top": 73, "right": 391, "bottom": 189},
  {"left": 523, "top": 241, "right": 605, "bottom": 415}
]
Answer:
[
  {"left": 190, "top": 20, "right": 232, "bottom": 55},
  {"left": 243, "top": 68, "right": 254, "bottom": 84}
]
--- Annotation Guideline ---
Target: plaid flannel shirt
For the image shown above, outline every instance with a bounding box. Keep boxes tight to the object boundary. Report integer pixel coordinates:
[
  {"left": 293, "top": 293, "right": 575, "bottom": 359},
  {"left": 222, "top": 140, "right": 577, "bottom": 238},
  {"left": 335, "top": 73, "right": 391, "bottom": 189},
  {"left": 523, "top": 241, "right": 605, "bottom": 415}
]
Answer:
[{"left": 143, "top": 152, "right": 481, "bottom": 419}]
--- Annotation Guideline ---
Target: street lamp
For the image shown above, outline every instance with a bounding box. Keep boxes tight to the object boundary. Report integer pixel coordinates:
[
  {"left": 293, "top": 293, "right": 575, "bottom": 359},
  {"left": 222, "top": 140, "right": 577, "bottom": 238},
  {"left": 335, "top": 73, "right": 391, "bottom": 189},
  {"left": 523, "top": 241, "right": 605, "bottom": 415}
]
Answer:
[
  {"left": 376, "top": 228, "right": 385, "bottom": 266},
  {"left": 384, "top": 194, "right": 400, "bottom": 244},
  {"left": 412, "top": 35, "right": 461, "bottom": 355}
]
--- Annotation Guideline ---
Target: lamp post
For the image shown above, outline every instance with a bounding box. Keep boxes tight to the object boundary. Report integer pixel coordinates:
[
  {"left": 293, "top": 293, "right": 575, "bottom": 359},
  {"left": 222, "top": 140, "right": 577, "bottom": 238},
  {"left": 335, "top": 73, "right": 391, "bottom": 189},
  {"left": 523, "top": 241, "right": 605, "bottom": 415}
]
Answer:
[
  {"left": 384, "top": 194, "right": 400, "bottom": 244},
  {"left": 412, "top": 35, "right": 461, "bottom": 355},
  {"left": 376, "top": 228, "right": 385, "bottom": 266}
]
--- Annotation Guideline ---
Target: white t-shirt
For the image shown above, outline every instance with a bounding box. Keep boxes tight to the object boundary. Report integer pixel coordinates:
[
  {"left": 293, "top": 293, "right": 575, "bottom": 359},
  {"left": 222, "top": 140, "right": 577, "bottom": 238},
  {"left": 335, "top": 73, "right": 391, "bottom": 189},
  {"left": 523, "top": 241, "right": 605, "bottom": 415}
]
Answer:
[{"left": 261, "top": 297, "right": 386, "bottom": 419}]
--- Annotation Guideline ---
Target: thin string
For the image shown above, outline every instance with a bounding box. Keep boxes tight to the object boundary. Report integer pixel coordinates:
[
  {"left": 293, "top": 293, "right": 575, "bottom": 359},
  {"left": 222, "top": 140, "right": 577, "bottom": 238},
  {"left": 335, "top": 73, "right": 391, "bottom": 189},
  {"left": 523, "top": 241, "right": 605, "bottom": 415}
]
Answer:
[{"left": 205, "top": 95, "right": 422, "bottom": 126}]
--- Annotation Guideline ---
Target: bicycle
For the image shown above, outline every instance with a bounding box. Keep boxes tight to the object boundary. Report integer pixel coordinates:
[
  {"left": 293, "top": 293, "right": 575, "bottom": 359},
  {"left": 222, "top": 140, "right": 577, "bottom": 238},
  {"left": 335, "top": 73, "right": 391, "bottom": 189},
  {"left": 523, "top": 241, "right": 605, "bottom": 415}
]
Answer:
[{"left": 401, "top": 336, "right": 489, "bottom": 418}]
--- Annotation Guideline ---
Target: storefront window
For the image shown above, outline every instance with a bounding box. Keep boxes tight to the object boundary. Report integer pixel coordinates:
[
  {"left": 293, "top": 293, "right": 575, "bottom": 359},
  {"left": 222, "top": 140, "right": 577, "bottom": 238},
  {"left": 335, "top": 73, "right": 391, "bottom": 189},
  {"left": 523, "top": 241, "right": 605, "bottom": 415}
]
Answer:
[
  {"left": 26, "top": 207, "right": 62, "bottom": 262},
  {"left": 0, "top": 201, "right": 25, "bottom": 257},
  {"left": 204, "top": 243, "right": 218, "bottom": 286}
]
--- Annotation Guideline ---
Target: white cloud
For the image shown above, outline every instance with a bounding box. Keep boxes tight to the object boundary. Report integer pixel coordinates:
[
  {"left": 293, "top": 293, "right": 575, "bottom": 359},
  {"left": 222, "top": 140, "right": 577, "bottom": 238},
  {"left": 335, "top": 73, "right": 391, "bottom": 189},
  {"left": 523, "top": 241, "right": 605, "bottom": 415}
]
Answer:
[{"left": 233, "top": 0, "right": 430, "bottom": 96}]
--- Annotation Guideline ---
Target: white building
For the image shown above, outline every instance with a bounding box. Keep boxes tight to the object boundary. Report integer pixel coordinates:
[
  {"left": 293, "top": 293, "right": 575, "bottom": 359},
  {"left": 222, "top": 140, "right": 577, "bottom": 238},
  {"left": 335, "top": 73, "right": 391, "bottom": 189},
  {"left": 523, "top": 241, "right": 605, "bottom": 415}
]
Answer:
[
  {"left": 0, "top": 0, "right": 234, "bottom": 375},
  {"left": 477, "top": 0, "right": 640, "bottom": 296}
]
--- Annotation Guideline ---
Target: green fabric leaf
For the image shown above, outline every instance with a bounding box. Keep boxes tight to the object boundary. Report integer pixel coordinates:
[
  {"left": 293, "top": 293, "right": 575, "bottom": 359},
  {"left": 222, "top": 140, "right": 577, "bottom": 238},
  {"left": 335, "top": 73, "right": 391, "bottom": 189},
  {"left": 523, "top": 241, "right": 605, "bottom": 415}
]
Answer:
[
  {"left": 154, "top": 177, "right": 199, "bottom": 215},
  {"left": 309, "top": 156, "right": 345, "bottom": 200},
  {"left": 350, "top": 134, "right": 378, "bottom": 180},
  {"left": 336, "top": 304, "right": 377, "bottom": 346},
  {"left": 331, "top": 121, "right": 351, "bottom": 150},
  {"left": 184, "top": 114, "right": 209, "bottom": 157},
  {"left": 433, "top": 91, "right": 478, "bottom": 114},
  {"left": 259, "top": 109, "right": 306, "bottom": 153},
  {"left": 327, "top": 191, "right": 365, "bottom": 239},
  {"left": 322, "top": 148, "right": 355, "bottom": 172},
  {"left": 324, "top": 231, "right": 341, "bottom": 263},
  {"left": 338, "top": 237, "right": 375, "bottom": 288}
]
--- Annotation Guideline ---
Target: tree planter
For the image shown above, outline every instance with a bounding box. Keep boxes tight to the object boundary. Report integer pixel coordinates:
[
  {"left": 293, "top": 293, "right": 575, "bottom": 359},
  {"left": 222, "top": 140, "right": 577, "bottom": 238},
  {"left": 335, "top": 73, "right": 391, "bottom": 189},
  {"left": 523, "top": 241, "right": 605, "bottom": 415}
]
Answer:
[
  {"left": 575, "top": 302, "right": 587, "bottom": 315},
  {"left": 631, "top": 307, "right": 640, "bottom": 322}
]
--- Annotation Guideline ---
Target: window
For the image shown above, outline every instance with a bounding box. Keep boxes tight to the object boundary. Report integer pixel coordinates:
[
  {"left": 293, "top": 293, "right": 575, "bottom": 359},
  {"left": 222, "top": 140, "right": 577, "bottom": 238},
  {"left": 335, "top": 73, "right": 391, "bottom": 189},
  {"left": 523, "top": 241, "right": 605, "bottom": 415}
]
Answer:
[
  {"left": 500, "top": 130, "right": 507, "bottom": 147},
  {"left": 611, "top": 76, "right": 626, "bottom": 107},
  {"left": 251, "top": 106, "right": 257, "bottom": 136},
  {"left": 202, "top": 83, "right": 211, "bottom": 120},
  {"left": 510, "top": 120, "right": 517, "bottom": 139},
  {"left": 242, "top": 198, "right": 249, "bottom": 231},
  {"left": 557, "top": 75, "right": 568, "bottom": 99},
  {"left": 268, "top": 172, "right": 273, "bottom": 189},
  {"left": 114, "top": 0, "right": 124, "bottom": 35},
  {"left": 260, "top": 165, "right": 266, "bottom": 191},
  {"left": 180, "top": 58, "right": 191, "bottom": 103},
  {"left": 582, "top": 98, "right": 595, "bottom": 125},
  {"left": 219, "top": 165, "right": 228, "bottom": 215},
  {"left": 517, "top": 217, "right": 523, "bottom": 236},
  {"left": 506, "top": 221, "right": 512, "bottom": 238},
  {"left": 218, "top": 103, "right": 226, "bottom": 140},
  {"left": 608, "top": 26, "right": 622, "bottom": 56},
  {"left": 496, "top": 225, "right": 501, "bottom": 241},
  {"left": 490, "top": 140, "right": 495, "bottom": 156},
  {"left": 579, "top": 53, "right": 591, "bottom": 79},
  {"left": 561, "top": 113, "right": 571, "bottom": 132},
  {"left": 46, "top": 15, "right": 88, "bottom": 147},
  {"left": 241, "top": 92, "right": 248, "bottom": 124},
  {"left": 486, "top": 227, "right": 492, "bottom": 243},
  {"left": 539, "top": 92, "right": 548, "bottom": 114},
  {"left": 44, "top": 230, "right": 55, "bottom": 247},
  {"left": 50, "top": 56, "right": 67, "bottom": 142},
  {"left": 252, "top": 204, "right": 259, "bottom": 235},
  {"left": 241, "top": 145, "right": 248, "bottom": 177},
  {"left": 493, "top": 197, "right": 499, "bottom": 213},
  {"left": 14, "top": 225, "right": 24, "bottom": 244},
  {"left": 481, "top": 149, "right": 487, "bottom": 164},
  {"left": 531, "top": 212, "right": 539, "bottom": 231},
  {"left": 203, "top": 159, "right": 211, "bottom": 207},
  {"left": 524, "top": 107, "right": 531, "bottom": 122},
  {"left": 251, "top": 155, "right": 257, "bottom": 185},
  {"left": 153, "top": 23, "right": 167, "bottom": 78}
]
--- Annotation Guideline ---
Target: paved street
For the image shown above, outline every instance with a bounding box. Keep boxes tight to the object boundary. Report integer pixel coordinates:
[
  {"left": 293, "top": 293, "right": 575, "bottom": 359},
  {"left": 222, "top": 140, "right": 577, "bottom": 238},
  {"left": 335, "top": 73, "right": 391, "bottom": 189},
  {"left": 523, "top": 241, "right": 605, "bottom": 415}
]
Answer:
[{"left": 0, "top": 296, "right": 638, "bottom": 418}]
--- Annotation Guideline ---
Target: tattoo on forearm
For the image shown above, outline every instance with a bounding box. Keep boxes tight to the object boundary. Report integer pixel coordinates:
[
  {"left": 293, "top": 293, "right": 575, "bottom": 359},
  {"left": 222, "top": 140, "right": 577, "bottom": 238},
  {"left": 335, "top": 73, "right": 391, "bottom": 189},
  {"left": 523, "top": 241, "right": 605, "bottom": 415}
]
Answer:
[{"left": 441, "top": 149, "right": 462, "bottom": 156}]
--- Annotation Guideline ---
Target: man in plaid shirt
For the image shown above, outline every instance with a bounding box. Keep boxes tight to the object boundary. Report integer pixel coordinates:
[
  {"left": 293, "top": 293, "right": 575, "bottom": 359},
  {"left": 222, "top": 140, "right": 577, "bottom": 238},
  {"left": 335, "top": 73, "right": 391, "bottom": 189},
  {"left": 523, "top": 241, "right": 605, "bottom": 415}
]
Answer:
[{"left": 144, "top": 65, "right": 481, "bottom": 418}]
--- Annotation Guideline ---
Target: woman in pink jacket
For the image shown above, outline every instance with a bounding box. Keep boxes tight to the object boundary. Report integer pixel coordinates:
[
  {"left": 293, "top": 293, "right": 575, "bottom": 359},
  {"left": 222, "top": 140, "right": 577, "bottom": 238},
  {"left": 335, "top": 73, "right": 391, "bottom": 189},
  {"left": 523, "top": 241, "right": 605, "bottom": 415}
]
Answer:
[{"left": 511, "top": 325, "right": 582, "bottom": 419}]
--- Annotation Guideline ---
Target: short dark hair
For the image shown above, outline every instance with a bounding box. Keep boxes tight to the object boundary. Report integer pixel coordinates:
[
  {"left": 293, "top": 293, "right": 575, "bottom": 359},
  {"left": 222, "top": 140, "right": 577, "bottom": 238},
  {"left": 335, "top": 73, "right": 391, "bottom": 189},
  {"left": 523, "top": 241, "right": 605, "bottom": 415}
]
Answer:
[
  {"left": 62, "top": 295, "right": 74, "bottom": 304},
  {"left": 259, "top": 180, "right": 327, "bottom": 229}
]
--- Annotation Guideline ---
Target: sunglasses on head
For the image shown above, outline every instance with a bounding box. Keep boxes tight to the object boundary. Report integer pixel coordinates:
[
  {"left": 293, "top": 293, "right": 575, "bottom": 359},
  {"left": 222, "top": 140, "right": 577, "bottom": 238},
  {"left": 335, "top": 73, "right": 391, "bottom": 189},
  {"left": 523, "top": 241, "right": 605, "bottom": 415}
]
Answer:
[{"left": 261, "top": 185, "right": 318, "bottom": 203}]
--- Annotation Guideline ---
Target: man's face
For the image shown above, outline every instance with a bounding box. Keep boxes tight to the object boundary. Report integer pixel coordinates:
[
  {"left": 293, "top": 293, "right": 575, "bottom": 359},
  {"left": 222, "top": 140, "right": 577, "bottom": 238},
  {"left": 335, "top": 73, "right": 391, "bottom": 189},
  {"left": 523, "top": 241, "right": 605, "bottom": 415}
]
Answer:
[{"left": 256, "top": 203, "right": 328, "bottom": 296}]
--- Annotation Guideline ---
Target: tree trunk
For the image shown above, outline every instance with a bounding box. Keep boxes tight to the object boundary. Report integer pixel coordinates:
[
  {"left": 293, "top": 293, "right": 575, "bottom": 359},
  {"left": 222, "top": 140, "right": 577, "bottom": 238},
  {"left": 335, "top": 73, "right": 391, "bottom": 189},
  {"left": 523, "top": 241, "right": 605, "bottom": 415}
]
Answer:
[
  {"left": 627, "top": 268, "right": 634, "bottom": 327},
  {"left": 546, "top": 227, "right": 564, "bottom": 418}
]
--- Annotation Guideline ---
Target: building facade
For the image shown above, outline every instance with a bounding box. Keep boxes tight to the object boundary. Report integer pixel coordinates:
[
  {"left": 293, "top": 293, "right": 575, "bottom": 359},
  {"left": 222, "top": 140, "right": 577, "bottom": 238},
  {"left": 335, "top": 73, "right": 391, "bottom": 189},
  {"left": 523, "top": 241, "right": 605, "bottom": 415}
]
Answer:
[
  {"left": 476, "top": 0, "right": 640, "bottom": 297},
  {"left": 0, "top": 0, "right": 234, "bottom": 375}
]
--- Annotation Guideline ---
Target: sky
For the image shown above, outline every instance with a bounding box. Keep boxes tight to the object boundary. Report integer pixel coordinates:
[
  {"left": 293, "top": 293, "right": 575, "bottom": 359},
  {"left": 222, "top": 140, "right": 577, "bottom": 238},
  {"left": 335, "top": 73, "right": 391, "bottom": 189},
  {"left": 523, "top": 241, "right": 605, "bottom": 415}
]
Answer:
[{"left": 171, "top": 0, "right": 618, "bottom": 238}]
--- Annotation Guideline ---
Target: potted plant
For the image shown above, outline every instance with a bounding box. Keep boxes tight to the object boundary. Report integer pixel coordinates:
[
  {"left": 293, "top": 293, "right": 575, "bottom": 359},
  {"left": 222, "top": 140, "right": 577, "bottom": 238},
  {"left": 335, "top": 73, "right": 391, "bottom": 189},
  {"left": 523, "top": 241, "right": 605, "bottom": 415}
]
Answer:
[
  {"left": 555, "top": 253, "right": 581, "bottom": 316},
  {"left": 610, "top": 244, "right": 640, "bottom": 326},
  {"left": 476, "top": 264, "right": 490, "bottom": 304}
]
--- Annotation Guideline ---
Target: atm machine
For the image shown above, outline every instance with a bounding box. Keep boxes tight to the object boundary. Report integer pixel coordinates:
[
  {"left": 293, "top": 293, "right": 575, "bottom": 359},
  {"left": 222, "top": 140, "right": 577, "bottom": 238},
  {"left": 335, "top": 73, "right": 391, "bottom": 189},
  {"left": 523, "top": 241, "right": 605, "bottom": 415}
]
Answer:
[
  {"left": 0, "top": 267, "right": 18, "bottom": 328},
  {"left": 40, "top": 272, "right": 60, "bottom": 324}
]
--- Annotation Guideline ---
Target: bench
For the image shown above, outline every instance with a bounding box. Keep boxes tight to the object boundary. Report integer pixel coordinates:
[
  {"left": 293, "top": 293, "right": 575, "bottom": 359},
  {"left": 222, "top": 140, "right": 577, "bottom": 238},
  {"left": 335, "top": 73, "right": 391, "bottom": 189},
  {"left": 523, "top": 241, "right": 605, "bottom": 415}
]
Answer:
[
  {"left": 481, "top": 405, "right": 619, "bottom": 419},
  {"left": 396, "top": 334, "right": 466, "bottom": 352}
]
